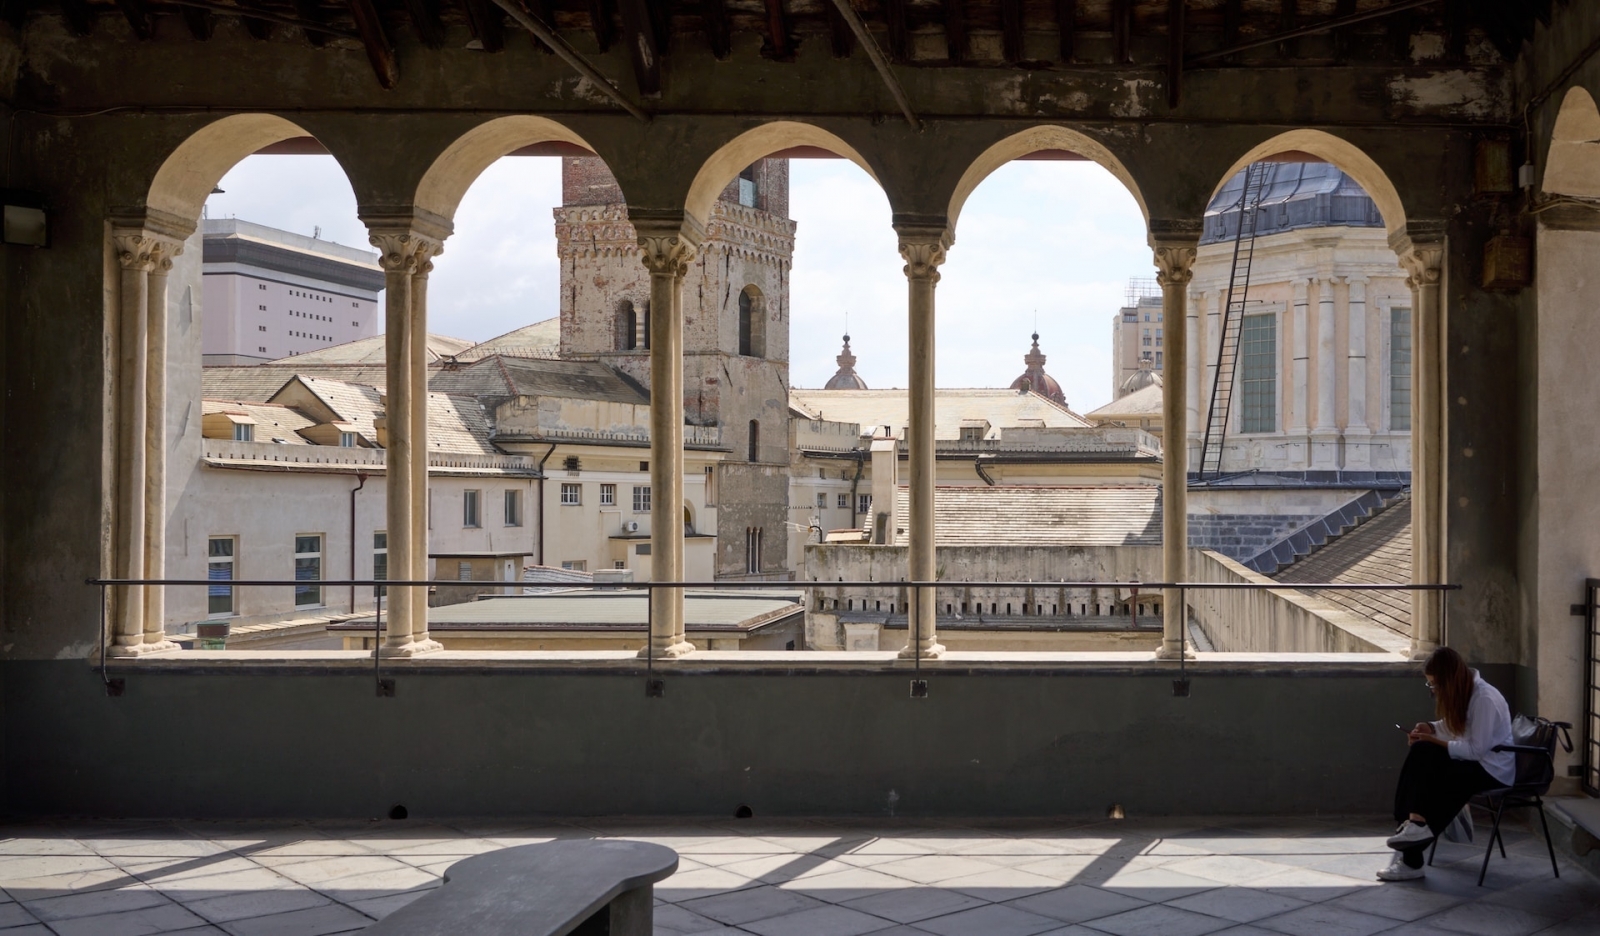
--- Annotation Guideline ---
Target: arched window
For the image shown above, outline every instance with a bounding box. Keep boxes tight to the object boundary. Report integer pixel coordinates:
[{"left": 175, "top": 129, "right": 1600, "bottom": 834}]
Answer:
[
  {"left": 748, "top": 420, "right": 760, "bottom": 462},
  {"left": 616, "top": 301, "right": 637, "bottom": 351},
  {"left": 738, "top": 287, "right": 765, "bottom": 357}
]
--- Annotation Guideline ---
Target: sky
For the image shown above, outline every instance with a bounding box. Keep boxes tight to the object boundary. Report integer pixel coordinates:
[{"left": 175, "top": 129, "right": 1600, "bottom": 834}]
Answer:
[{"left": 204, "top": 153, "right": 1150, "bottom": 414}]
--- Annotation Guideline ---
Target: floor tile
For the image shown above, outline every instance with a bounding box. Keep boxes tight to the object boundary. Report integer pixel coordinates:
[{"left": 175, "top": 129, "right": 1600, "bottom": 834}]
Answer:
[
  {"left": 1003, "top": 884, "right": 1149, "bottom": 924},
  {"left": 780, "top": 865, "right": 915, "bottom": 902},
  {"left": 1162, "top": 856, "right": 1297, "bottom": 886},
  {"left": 0, "top": 903, "right": 38, "bottom": 928},
  {"left": 1412, "top": 901, "right": 1557, "bottom": 936},
  {"left": 935, "top": 865, "right": 1062, "bottom": 901},
  {"left": 873, "top": 855, "right": 1006, "bottom": 886},
  {"left": 838, "top": 886, "right": 990, "bottom": 924},
  {"left": 911, "top": 902, "right": 1063, "bottom": 936},
  {"left": 1322, "top": 882, "right": 1461, "bottom": 921},
  {"left": 218, "top": 903, "right": 373, "bottom": 935},
  {"left": 741, "top": 904, "right": 896, "bottom": 936},
  {"left": 1097, "top": 866, "right": 1223, "bottom": 901},
  {"left": 1075, "top": 903, "right": 1232, "bottom": 936},
  {"left": 45, "top": 902, "right": 208, "bottom": 936},
  {"left": 180, "top": 886, "right": 332, "bottom": 924},
  {"left": 21, "top": 884, "right": 171, "bottom": 922},
  {"left": 653, "top": 902, "right": 730, "bottom": 934},
  {"left": 679, "top": 884, "right": 826, "bottom": 926},
  {"left": 1163, "top": 887, "right": 1310, "bottom": 923},
  {"left": 1245, "top": 867, "right": 1373, "bottom": 902},
  {"left": 1250, "top": 903, "right": 1398, "bottom": 936}
]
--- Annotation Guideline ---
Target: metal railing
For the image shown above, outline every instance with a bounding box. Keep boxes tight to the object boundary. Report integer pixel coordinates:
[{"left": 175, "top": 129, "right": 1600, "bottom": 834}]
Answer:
[{"left": 88, "top": 577, "right": 1458, "bottom": 700}]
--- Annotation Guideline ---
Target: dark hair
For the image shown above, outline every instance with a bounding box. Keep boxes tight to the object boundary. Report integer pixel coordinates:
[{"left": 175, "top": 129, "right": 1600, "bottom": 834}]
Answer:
[{"left": 1425, "top": 646, "right": 1473, "bottom": 736}]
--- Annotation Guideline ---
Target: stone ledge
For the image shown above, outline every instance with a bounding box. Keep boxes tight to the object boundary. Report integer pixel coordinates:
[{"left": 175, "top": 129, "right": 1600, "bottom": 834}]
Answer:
[{"left": 95, "top": 648, "right": 1414, "bottom": 677}]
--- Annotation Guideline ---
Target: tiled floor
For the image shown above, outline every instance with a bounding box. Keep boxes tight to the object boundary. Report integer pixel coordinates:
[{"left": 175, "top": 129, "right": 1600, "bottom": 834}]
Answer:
[{"left": 0, "top": 814, "right": 1596, "bottom": 935}]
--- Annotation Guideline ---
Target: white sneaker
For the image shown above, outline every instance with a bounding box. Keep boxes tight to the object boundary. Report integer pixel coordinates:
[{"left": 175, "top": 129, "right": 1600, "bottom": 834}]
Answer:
[
  {"left": 1377, "top": 852, "right": 1425, "bottom": 882},
  {"left": 1386, "top": 821, "right": 1434, "bottom": 849}
]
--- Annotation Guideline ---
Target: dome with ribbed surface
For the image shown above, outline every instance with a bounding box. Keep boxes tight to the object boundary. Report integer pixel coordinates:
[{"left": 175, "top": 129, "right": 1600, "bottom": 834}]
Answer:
[
  {"left": 1008, "top": 333, "right": 1067, "bottom": 406},
  {"left": 1121, "top": 353, "right": 1164, "bottom": 394},
  {"left": 824, "top": 334, "right": 869, "bottom": 390}
]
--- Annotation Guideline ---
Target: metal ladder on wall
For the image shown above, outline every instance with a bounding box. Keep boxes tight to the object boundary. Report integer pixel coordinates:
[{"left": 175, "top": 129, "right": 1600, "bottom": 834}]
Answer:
[{"left": 1198, "top": 161, "right": 1276, "bottom": 478}]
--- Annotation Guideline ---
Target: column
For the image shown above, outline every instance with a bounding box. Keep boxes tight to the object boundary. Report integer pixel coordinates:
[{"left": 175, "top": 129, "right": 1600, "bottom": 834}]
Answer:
[
  {"left": 1154, "top": 238, "right": 1197, "bottom": 660},
  {"left": 410, "top": 251, "right": 438, "bottom": 644},
  {"left": 636, "top": 219, "right": 697, "bottom": 659},
  {"left": 1394, "top": 227, "right": 1446, "bottom": 659},
  {"left": 896, "top": 222, "right": 950, "bottom": 660},
  {"left": 1289, "top": 278, "right": 1310, "bottom": 436},
  {"left": 108, "top": 216, "right": 189, "bottom": 657},
  {"left": 1311, "top": 276, "right": 1340, "bottom": 468},
  {"left": 1344, "top": 277, "right": 1372, "bottom": 469},
  {"left": 141, "top": 235, "right": 184, "bottom": 653},
  {"left": 108, "top": 230, "right": 152, "bottom": 656},
  {"left": 368, "top": 226, "right": 443, "bottom": 657}
]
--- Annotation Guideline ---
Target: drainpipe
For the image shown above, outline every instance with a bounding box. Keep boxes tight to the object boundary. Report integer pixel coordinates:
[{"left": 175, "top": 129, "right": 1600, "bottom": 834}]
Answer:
[
  {"left": 974, "top": 456, "right": 996, "bottom": 486},
  {"left": 349, "top": 472, "right": 367, "bottom": 612},
  {"left": 535, "top": 443, "right": 557, "bottom": 567}
]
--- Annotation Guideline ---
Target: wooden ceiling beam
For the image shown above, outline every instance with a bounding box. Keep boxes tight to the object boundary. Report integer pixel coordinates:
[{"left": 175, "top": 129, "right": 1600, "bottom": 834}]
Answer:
[
  {"left": 885, "top": 0, "right": 909, "bottom": 62},
  {"left": 1278, "top": 0, "right": 1298, "bottom": 58},
  {"left": 463, "top": 0, "right": 507, "bottom": 52},
  {"left": 824, "top": 0, "right": 852, "bottom": 58},
  {"left": 587, "top": 0, "right": 615, "bottom": 51},
  {"left": 1167, "top": 0, "right": 1182, "bottom": 107},
  {"left": 232, "top": 0, "right": 275, "bottom": 40},
  {"left": 1331, "top": 0, "right": 1354, "bottom": 60},
  {"left": 1056, "top": 0, "right": 1074, "bottom": 63},
  {"left": 1111, "top": 0, "right": 1130, "bottom": 64},
  {"left": 402, "top": 0, "right": 445, "bottom": 48},
  {"left": 180, "top": 7, "right": 214, "bottom": 38},
  {"left": 113, "top": 0, "right": 153, "bottom": 39},
  {"left": 617, "top": 0, "right": 661, "bottom": 96},
  {"left": 519, "top": 0, "right": 557, "bottom": 52},
  {"left": 58, "top": 0, "right": 93, "bottom": 36},
  {"left": 762, "top": 0, "right": 793, "bottom": 60},
  {"left": 347, "top": 0, "right": 399, "bottom": 88},
  {"left": 943, "top": 0, "right": 966, "bottom": 65},
  {"left": 293, "top": 0, "right": 329, "bottom": 47},
  {"left": 703, "top": 0, "right": 731, "bottom": 60},
  {"left": 1000, "top": 0, "right": 1023, "bottom": 63}
]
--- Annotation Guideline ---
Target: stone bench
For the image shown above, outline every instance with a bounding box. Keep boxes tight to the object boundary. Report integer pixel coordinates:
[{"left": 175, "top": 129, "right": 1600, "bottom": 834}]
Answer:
[{"left": 364, "top": 840, "right": 678, "bottom": 936}]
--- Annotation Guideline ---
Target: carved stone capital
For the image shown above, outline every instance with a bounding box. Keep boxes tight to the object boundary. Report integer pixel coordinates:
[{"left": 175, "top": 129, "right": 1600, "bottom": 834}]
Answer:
[
  {"left": 112, "top": 231, "right": 158, "bottom": 272},
  {"left": 1153, "top": 244, "right": 1197, "bottom": 287},
  {"left": 894, "top": 221, "right": 951, "bottom": 282},
  {"left": 369, "top": 230, "right": 444, "bottom": 276},
  {"left": 1389, "top": 222, "right": 1445, "bottom": 289},
  {"left": 636, "top": 228, "right": 697, "bottom": 276}
]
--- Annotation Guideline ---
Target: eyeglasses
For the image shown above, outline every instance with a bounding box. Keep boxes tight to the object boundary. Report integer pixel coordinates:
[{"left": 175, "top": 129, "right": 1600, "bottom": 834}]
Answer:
[{"left": 1424, "top": 680, "right": 1438, "bottom": 694}]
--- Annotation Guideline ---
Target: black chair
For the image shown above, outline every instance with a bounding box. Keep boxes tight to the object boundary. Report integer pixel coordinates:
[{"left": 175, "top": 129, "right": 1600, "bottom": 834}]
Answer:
[{"left": 1428, "top": 716, "right": 1574, "bottom": 885}]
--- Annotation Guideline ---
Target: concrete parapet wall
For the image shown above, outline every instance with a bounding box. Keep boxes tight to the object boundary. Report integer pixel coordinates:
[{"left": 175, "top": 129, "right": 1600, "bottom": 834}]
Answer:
[
  {"left": 4, "top": 658, "right": 1420, "bottom": 819},
  {"left": 1189, "top": 549, "right": 1412, "bottom": 655}
]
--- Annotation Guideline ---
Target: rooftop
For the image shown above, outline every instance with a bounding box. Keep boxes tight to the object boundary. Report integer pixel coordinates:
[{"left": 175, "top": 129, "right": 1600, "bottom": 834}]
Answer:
[
  {"left": 1273, "top": 493, "right": 1414, "bottom": 639},
  {"left": 790, "top": 389, "right": 1090, "bottom": 441},
  {"left": 342, "top": 589, "right": 805, "bottom": 633},
  {"left": 884, "top": 486, "right": 1162, "bottom": 548},
  {"left": 1, "top": 814, "right": 1592, "bottom": 935}
]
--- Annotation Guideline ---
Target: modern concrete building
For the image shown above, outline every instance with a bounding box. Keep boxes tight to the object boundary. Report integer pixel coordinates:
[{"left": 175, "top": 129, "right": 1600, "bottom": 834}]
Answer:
[{"left": 200, "top": 219, "right": 384, "bottom": 365}]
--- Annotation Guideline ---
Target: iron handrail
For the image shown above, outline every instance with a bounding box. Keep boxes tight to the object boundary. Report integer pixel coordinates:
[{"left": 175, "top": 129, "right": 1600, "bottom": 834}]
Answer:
[{"left": 88, "top": 577, "right": 1462, "bottom": 591}]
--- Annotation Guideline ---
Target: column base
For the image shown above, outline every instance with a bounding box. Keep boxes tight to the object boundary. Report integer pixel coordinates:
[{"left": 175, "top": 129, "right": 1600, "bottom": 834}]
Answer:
[
  {"left": 898, "top": 641, "right": 945, "bottom": 660},
  {"left": 107, "top": 639, "right": 182, "bottom": 658},
  {"left": 1155, "top": 644, "right": 1196, "bottom": 660},
  {"left": 378, "top": 638, "right": 444, "bottom": 658},
  {"left": 638, "top": 640, "right": 695, "bottom": 660},
  {"left": 1409, "top": 641, "right": 1438, "bottom": 661}
]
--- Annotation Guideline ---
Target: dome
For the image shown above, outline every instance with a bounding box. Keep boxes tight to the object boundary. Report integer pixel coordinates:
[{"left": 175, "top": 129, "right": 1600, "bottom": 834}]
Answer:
[
  {"left": 1121, "top": 353, "right": 1164, "bottom": 394},
  {"left": 823, "top": 334, "right": 869, "bottom": 390},
  {"left": 1008, "top": 334, "right": 1067, "bottom": 407}
]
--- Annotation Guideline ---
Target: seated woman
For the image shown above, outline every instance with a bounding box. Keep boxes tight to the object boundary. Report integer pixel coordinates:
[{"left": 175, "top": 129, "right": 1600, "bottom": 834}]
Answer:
[{"left": 1379, "top": 646, "right": 1514, "bottom": 882}]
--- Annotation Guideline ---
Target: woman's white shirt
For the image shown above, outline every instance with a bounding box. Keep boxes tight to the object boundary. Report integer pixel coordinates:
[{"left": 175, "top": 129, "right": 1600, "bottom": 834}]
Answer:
[{"left": 1431, "top": 670, "right": 1515, "bottom": 786}]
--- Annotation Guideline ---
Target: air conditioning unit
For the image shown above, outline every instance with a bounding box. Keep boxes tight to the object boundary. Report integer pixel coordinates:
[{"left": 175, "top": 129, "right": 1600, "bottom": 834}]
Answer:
[{"left": 625, "top": 521, "right": 640, "bottom": 533}]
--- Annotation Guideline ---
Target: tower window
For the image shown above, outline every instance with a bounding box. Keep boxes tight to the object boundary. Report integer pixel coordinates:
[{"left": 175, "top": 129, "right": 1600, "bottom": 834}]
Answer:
[
  {"left": 738, "top": 165, "right": 758, "bottom": 208},
  {"left": 748, "top": 420, "right": 760, "bottom": 463},
  {"left": 738, "top": 288, "right": 765, "bottom": 357},
  {"left": 617, "top": 301, "right": 638, "bottom": 351}
]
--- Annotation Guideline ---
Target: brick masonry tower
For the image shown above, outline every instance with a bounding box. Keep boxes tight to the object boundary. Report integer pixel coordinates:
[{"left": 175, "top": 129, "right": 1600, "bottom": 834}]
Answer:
[{"left": 555, "top": 156, "right": 796, "bottom": 579}]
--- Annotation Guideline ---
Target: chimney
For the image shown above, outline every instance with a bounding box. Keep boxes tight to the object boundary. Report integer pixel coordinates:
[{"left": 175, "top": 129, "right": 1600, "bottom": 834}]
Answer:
[{"left": 869, "top": 433, "right": 899, "bottom": 545}]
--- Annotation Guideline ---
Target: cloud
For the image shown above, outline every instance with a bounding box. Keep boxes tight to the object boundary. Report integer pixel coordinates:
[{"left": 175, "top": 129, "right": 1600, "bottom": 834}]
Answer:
[{"left": 205, "top": 155, "right": 1151, "bottom": 411}]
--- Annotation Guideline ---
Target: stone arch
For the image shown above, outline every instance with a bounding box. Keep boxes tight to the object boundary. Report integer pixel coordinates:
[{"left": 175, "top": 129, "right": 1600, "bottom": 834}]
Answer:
[
  {"left": 737, "top": 284, "right": 766, "bottom": 358},
  {"left": 683, "top": 121, "right": 880, "bottom": 229},
  {"left": 948, "top": 126, "right": 1150, "bottom": 239},
  {"left": 414, "top": 115, "right": 598, "bottom": 222},
  {"left": 147, "top": 114, "right": 321, "bottom": 223},
  {"left": 1544, "top": 86, "right": 1600, "bottom": 197},
  {"left": 1208, "top": 129, "right": 1408, "bottom": 237}
]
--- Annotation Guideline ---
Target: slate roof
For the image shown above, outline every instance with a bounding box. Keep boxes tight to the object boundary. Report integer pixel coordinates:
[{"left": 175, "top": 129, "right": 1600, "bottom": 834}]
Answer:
[
  {"left": 200, "top": 400, "right": 317, "bottom": 444},
  {"left": 430, "top": 356, "right": 648, "bottom": 406},
  {"left": 457, "top": 319, "right": 561, "bottom": 360},
  {"left": 203, "top": 365, "right": 391, "bottom": 402},
  {"left": 789, "top": 388, "right": 1089, "bottom": 439},
  {"left": 1087, "top": 383, "right": 1164, "bottom": 422},
  {"left": 269, "top": 332, "right": 476, "bottom": 365},
  {"left": 270, "top": 375, "right": 386, "bottom": 442},
  {"left": 883, "top": 485, "right": 1163, "bottom": 547},
  {"left": 425, "top": 392, "right": 499, "bottom": 455},
  {"left": 1271, "top": 492, "right": 1413, "bottom": 638}
]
